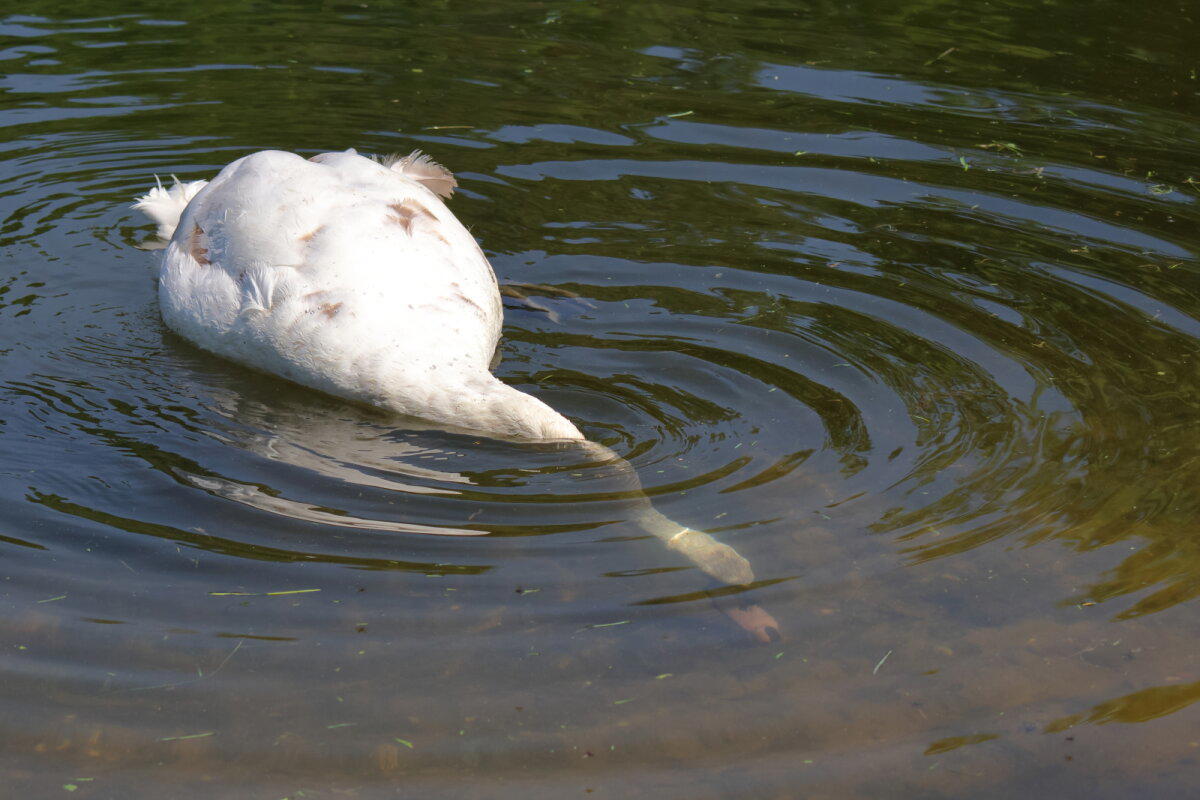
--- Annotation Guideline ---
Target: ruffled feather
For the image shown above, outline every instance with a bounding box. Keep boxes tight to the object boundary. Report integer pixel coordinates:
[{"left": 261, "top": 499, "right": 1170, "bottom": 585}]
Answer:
[{"left": 381, "top": 150, "right": 457, "bottom": 198}]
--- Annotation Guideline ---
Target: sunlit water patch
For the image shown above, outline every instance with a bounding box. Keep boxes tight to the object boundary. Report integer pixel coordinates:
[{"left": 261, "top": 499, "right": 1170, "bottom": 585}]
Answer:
[{"left": 1, "top": 4, "right": 1199, "bottom": 798}]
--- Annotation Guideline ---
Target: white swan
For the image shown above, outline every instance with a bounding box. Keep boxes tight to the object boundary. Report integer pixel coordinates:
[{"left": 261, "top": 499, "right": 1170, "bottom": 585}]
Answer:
[{"left": 134, "top": 148, "right": 774, "bottom": 633}]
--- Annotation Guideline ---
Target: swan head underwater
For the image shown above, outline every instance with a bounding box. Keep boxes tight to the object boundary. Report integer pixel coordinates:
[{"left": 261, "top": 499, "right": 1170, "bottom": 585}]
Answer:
[{"left": 133, "top": 148, "right": 779, "bottom": 640}]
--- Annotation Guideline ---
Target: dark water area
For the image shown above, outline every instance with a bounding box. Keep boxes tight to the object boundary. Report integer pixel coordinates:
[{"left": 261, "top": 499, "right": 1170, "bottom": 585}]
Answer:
[{"left": 2, "top": 1, "right": 1199, "bottom": 797}]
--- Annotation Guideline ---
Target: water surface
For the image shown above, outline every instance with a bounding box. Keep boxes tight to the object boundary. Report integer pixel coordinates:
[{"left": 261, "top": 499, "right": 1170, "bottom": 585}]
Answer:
[{"left": 2, "top": 1, "right": 1199, "bottom": 797}]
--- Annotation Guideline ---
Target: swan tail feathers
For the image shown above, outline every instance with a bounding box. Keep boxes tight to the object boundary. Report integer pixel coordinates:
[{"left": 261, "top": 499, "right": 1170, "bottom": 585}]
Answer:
[
  {"left": 132, "top": 177, "right": 209, "bottom": 241},
  {"left": 380, "top": 150, "right": 457, "bottom": 198}
]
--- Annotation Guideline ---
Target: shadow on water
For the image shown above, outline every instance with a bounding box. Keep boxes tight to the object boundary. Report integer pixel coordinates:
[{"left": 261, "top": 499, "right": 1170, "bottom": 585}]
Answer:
[{"left": 0, "top": 1, "right": 1198, "bottom": 797}]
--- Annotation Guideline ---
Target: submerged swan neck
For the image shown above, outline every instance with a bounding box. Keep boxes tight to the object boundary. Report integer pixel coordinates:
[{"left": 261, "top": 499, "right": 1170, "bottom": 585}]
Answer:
[
  {"left": 569, "top": 438, "right": 755, "bottom": 585},
  {"left": 572, "top": 438, "right": 682, "bottom": 538}
]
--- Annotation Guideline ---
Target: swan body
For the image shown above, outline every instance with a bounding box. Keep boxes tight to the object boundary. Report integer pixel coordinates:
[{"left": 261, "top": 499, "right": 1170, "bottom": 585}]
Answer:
[
  {"left": 134, "top": 148, "right": 769, "bottom": 612},
  {"left": 137, "top": 148, "right": 579, "bottom": 441}
]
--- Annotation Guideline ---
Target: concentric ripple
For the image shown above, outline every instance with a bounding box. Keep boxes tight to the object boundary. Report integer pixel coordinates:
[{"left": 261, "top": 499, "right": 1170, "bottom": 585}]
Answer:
[{"left": 1, "top": 5, "right": 1199, "bottom": 798}]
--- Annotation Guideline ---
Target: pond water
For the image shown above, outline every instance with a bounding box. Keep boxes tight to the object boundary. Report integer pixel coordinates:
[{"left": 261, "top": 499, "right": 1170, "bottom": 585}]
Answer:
[{"left": 2, "top": 1, "right": 1199, "bottom": 797}]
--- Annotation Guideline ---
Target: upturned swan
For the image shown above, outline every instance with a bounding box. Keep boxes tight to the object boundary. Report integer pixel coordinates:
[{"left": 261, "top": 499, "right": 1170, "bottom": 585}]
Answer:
[{"left": 135, "top": 148, "right": 777, "bottom": 640}]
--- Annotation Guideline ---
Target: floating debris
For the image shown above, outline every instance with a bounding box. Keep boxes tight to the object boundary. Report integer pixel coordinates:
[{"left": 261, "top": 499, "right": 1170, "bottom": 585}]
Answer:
[
  {"left": 208, "top": 589, "right": 321, "bottom": 597},
  {"left": 873, "top": 650, "right": 893, "bottom": 675},
  {"left": 160, "top": 732, "right": 214, "bottom": 742},
  {"left": 925, "top": 47, "right": 957, "bottom": 66},
  {"left": 977, "top": 141, "right": 1023, "bottom": 155}
]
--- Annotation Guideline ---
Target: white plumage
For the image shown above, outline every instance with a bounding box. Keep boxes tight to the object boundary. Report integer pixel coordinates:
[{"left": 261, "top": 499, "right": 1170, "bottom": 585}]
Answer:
[
  {"left": 132, "top": 174, "right": 208, "bottom": 241},
  {"left": 133, "top": 148, "right": 768, "bottom": 605},
  {"left": 136, "top": 147, "right": 579, "bottom": 440}
]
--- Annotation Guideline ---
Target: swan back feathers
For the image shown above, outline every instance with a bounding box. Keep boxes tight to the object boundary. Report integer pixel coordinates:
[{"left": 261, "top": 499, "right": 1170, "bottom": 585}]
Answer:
[{"left": 136, "top": 147, "right": 580, "bottom": 442}]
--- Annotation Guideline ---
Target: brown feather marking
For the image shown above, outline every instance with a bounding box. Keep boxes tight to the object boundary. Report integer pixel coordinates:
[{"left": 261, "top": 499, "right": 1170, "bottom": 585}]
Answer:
[
  {"left": 188, "top": 224, "right": 210, "bottom": 265},
  {"left": 319, "top": 302, "right": 344, "bottom": 318},
  {"left": 387, "top": 199, "right": 435, "bottom": 235},
  {"left": 452, "top": 290, "right": 483, "bottom": 314},
  {"left": 299, "top": 225, "right": 325, "bottom": 242}
]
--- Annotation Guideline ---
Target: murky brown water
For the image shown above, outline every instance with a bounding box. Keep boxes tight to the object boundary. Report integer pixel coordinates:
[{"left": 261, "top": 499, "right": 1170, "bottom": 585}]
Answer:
[{"left": 1, "top": 1, "right": 1199, "bottom": 797}]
